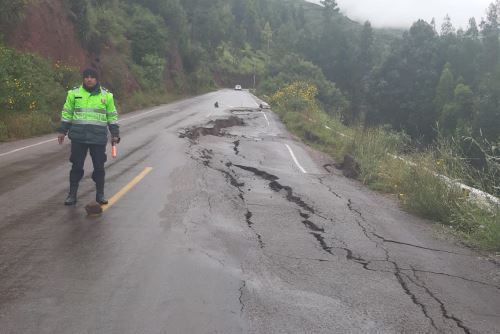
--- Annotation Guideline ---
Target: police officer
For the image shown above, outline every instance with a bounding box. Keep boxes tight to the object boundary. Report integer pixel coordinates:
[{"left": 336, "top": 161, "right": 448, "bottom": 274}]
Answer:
[{"left": 57, "top": 68, "right": 120, "bottom": 205}]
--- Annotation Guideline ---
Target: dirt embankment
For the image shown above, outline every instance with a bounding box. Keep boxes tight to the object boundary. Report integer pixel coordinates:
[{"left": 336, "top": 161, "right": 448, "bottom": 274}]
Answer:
[
  {"left": 5, "top": 0, "right": 188, "bottom": 96},
  {"left": 7, "top": 0, "right": 90, "bottom": 67}
]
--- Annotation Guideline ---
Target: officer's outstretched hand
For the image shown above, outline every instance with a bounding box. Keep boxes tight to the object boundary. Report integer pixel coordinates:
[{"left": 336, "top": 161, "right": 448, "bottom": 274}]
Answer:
[
  {"left": 57, "top": 133, "right": 65, "bottom": 144},
  {"left": 111, "top": 137, "right": 121, "bottom": 145}
]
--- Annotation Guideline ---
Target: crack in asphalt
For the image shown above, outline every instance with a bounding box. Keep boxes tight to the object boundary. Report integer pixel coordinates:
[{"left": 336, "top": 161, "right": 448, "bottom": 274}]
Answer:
[
  {"left": 394, "top": 263, "right": 439, "bottom": 330},
  {"left": 233, "top": 140, "right": 240, "bottom": 155},
  {"left": 233, "top": 164, "right": 279, "bottom": 181},
  {"left": 299, "top": 212, "right": 325, "bottom": 233},
  {"left": 408, "top": 268, "right": 500, "bottom": 290},
  {"left": 184, "top": 120, "right": 479, "bottom": 332},
  {"left": 343, "top": 198, "right": 475, "bottom": 331},
  {"left": 191, "top": 154, "right": 266, "bottom": 250},
  {"left": 270, "top": 253, "right": 332, "bottom": 262},
  {"left": 347, "top": 199, "right": 364, "bottom": 217},
  {"left": 239, "top": 280, "right": 246, "bottom": 314},
  {"left": 408, "top": 268, "right": 472, "bottom": 334},
  {"left": 246, "top": 210, "right": 264, "bottom": 249},
  {"left": 318, "top": 176, "right": 342, "bottom": 198},
  {"left": 346, "top": 199, "right": 472, "bottom": 257},
  {"left": 372, "top": 232, "right": 471, "bottom": 256}
]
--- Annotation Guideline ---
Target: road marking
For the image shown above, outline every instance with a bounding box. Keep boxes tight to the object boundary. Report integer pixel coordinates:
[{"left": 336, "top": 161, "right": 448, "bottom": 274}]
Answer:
[
  {"left": 261, "top": 111, "right": 270, "bottom": 127},
  {"left": 102, "top": 167, "right": 153, "bottom": 212},
  {"left": 0, "top": 138, "right": 57, "bottom": 158},
  {"left": 285, "top": 144, "right": 307, "bottom": 174}
]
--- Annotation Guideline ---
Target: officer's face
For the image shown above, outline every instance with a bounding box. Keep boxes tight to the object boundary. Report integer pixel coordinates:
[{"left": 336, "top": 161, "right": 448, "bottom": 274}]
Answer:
[{"left": 84, "top": 75, "right": 97, "bottom": 88}]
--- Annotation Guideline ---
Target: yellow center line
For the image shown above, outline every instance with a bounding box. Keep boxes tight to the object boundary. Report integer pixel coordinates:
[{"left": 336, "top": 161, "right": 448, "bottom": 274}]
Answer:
[{"left": 101, "top": 167, "right": 153, "bottom": 212}]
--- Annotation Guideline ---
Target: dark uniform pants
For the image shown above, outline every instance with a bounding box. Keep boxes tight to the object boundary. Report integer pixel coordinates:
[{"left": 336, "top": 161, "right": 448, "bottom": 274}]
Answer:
[{"left": 69, "top": 141, "right": 107, "bottom": 192}]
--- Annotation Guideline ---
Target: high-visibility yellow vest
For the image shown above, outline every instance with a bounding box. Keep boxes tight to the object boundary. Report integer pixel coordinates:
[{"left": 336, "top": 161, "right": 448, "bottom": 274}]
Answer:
[{"left": 60, "top": 85, "right": 119, "bottom": 145}]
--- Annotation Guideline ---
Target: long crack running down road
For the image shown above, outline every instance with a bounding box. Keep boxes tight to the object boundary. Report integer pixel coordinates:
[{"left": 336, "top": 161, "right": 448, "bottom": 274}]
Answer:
[{"left": 0, "top": 90, "right": 499, "bottom": 333}]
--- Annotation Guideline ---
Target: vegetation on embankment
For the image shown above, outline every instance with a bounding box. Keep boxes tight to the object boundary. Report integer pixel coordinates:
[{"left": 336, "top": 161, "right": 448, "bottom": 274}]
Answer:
[
  {"left": 267, "top": 81, "right": 500, "bottom": 251},
  {"left": 0, "top": 43, "right": 187, "bottom": 140}
]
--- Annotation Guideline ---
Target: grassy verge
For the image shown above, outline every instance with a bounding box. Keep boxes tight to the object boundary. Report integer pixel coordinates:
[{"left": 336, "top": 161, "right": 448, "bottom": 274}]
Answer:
[{"left": 268, "top": 84, "right": 500, "bottom": 251}]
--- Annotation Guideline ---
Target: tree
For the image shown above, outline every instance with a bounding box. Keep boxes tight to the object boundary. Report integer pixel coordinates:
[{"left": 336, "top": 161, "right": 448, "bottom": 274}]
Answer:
[
  {"left": 367, "top": 20, "right": 441, "bottom": 140},
  {"left": 440, "top": 14, "right": 455, "bottom": 37},
  {"left": 434, "top": 63, "right": 455, "bottom": 114},
  {"left": 474, "top": 72, "right": 500, "bottom": 141},
  {"left": 261, "top": 22, "right": 273, "bottom": 52},
  {"left": 439, "top": 83, "right": 474, "bottom": 135},
  {"left": 320, "top": 0, "right": 339, "bottom": 23},
  {"left": 0, "top": 0, "right": 29, "bottom": 28},
  {"left": 480, "top": 1, "right": 500, "bottom": 73},
  {"left": 128, "top": 6, "right": 168, "bottom": 64},
  {"left": 465, "top": 17, "right": 479, "bottom": 39}
]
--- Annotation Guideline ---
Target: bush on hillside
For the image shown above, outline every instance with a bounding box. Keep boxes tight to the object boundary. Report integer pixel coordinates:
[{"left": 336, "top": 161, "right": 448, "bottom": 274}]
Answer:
[{"left": 0, "top": 44, "right": 78, "bottom": 139}]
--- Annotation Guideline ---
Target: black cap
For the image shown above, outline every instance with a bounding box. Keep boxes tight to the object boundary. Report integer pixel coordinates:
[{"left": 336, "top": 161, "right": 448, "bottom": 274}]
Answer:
[{"left": 82, "top": 68, "right": 98, "bottom": 79}]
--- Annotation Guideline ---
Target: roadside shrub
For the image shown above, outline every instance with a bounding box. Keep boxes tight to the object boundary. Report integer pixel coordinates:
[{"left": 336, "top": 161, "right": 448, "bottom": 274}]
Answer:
[
  {"left": 0, "top": 44, "right": 77, "bottom": 138},
  {"left": 270, "top": 81, "right": 318, "bottom": 114},
  {"left": 101, "top": 53, "right": 129, "bottom": 98}
]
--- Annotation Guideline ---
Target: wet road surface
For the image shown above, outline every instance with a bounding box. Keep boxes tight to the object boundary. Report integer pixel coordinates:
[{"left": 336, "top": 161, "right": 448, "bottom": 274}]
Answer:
[{"left": 0, "top": 90, "right": 499, "bottom": 333}]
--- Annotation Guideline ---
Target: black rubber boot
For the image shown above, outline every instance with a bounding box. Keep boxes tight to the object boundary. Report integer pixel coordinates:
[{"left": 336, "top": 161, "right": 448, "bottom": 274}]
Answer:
[
  {"left": 96, "top": 192, "right": 108, "bottom": 205},
  {"left": 64, "top": 184, "right": 78, "bottom": 205}
]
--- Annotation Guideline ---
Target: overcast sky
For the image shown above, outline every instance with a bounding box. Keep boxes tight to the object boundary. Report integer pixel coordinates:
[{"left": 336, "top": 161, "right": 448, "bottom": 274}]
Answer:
[{"left": 306, "top": 0, "right": 494, "bottom": 29}]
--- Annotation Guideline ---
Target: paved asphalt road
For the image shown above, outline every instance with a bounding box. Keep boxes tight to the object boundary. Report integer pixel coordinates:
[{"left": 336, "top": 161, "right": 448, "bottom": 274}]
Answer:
[{"left": 0, "top": 90, "right": 499, "bottom": 334}]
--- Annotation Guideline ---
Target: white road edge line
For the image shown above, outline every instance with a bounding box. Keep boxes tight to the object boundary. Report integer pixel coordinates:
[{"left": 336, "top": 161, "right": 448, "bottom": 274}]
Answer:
[
  {"left": 0, "top": 139, "right": 57, "bottom": 158},
  {"left": 261, "top": 111, "right": 270, "bottom": 127},
  {"left": 0, "top": 107, "right": 164, "bottom": 158},
  {"left": 285, "top": 144, "right": 307, "bottom": 174}
]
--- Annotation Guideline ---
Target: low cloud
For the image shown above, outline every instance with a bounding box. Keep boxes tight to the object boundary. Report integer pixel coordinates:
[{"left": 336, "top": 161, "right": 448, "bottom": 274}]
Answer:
[{"left": 307, "top": 0, "right": 492, "bottom": 29}]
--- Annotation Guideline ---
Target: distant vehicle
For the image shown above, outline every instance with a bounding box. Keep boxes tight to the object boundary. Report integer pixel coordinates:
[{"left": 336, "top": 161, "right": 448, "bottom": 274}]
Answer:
[{"left": 234, "top": 84, "right": 242, "bottom": 90}]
